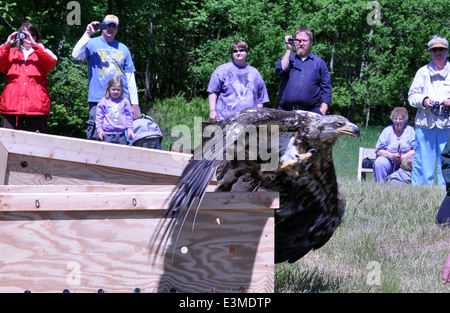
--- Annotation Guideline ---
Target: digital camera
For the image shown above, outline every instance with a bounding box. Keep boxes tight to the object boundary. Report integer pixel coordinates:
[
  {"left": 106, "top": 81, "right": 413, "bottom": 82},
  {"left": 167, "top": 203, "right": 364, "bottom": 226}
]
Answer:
[
  {"left": 431, "top": 101, "right": 450, "bottom": 118},
  {"left": 16, "top": 32, "right": 26, "bottom": 40},
  {"left": 95, "top": 23, "right": 108, "bottom": 30}
]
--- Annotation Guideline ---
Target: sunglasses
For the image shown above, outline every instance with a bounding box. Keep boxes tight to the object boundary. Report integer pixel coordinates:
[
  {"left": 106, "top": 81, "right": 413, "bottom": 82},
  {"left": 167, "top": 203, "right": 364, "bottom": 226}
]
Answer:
[
  {"left": 430, "top": 47, "right": 446, "bottom": 52},
  {"left": 232, "top": 48, "right": 247, "bottom": 53}
]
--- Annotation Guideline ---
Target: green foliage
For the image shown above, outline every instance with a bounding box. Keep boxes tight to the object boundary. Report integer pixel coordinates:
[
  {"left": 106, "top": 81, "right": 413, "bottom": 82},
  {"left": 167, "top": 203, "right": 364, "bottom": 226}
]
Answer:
[
  {"left": 47, "top": 56, "right": 89, "bottom": 137},
  {"left": 145, "top": 94, "right": 210, "bottom": 150},
  {"left": 0, "top": 0, "right": 449, "bottom": 136}
]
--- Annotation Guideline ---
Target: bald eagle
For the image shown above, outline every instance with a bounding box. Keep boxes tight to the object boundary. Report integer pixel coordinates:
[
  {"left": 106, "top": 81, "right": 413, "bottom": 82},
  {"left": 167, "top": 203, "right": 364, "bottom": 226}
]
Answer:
[{"left": 164, "top": 107, "right": 360, "bottom": 263}]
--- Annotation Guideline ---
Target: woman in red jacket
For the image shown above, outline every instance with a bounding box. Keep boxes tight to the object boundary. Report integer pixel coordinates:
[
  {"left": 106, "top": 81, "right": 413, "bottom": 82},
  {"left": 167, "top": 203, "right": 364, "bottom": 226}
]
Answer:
[{"left": 0, "top": 22, "right": 57, "bottom": 133}]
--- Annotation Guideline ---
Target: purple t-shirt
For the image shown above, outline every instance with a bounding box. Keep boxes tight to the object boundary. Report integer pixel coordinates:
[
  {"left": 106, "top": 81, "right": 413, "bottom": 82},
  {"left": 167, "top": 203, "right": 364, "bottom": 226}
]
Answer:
[
  {"left": 375, "top": 124, "right": 415, "bottom": 154},
  {"left": 207, "top": 61, "right": 269, "bottom": 121},
  {"left": 95, "top": 97, "right": 133, "bottom": 135}
]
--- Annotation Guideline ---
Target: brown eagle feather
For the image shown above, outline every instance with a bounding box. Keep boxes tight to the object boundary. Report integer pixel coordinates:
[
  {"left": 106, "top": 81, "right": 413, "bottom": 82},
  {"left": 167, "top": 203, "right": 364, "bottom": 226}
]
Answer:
[{"left": 164, "top": 107, "right": 360, "bottom": 263}]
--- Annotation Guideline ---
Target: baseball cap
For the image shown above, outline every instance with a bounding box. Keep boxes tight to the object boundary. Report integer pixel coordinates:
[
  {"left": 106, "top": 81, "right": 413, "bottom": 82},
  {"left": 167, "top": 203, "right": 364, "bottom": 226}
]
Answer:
[
  {"left": 427, "top": 36, "right": 448, "bottom": 51},
  {"left": 103, "top": 15, "right": 119, "bottom": 27}
]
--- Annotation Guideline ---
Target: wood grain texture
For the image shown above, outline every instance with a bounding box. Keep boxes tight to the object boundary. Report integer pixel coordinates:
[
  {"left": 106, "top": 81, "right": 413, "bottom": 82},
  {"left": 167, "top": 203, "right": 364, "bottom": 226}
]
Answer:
[
  {"left": 0, "top": 128, "right": 192, "bottom": 178},
  {"left": 0, "top": 130, "right": 276, "bottom": 293},
  {"left": 0, "top": 207, "right": 274, "bottom": 293}
]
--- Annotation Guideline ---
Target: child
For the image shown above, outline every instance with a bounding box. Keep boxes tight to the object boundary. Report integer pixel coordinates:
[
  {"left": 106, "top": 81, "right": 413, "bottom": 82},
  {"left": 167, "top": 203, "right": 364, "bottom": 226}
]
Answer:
[{"left": 95, "top": 76, "right": 134, "bottom": 145}]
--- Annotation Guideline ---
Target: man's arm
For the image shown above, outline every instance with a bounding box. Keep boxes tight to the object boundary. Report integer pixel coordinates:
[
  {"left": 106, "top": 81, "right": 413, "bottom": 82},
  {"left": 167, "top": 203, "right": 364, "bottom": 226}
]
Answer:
[
  {"left": 126, "top": 72, "right": 141, "bottom": 119},
  {"left": 72, "top": 22, "right": 100, "bottom": 60}
]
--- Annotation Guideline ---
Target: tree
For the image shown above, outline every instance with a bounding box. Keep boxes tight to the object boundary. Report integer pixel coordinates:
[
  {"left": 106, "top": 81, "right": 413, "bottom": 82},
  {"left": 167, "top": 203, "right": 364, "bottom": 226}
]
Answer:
[{"left": 0, "top": 0, "right": 449, "bottom": 137}]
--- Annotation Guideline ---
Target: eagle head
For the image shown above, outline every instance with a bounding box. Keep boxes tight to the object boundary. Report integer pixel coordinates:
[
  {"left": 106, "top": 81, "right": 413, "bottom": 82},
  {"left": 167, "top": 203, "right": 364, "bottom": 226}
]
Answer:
[
  {"left": 312, "top": 115, "right": 360, "bottom": 144},
  {"left": 280, "top": 114, "right": 360, "bottom": 171}
]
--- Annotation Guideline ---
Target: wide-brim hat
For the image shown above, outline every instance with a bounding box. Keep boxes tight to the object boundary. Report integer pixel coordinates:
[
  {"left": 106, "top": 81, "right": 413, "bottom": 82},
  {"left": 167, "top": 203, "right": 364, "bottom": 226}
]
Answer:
[
  {"left": 428, "top": 41, "right": 448, "bottom": 51},
  {"left": 103, "top": 15, "right": 119, "bottom": 27}
]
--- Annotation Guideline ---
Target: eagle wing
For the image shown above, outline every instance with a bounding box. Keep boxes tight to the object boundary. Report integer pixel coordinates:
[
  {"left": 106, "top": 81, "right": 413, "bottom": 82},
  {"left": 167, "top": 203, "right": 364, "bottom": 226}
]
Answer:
[{"left": 163, "top": 107, "right": 360, "bottom": 263}]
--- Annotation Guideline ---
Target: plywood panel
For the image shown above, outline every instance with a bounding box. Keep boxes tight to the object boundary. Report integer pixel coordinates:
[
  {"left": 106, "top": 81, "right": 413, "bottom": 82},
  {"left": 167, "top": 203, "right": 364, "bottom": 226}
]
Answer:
[
  {"left": 5, "top": 154, "right": 181, "bottom": 186},
  {"left": 0, "top": 206, "right": 274, "bottom": 293},
  {"left": 0, "top": 129, "right": 276, "bottom": 293},
  {"left": 0, "top": 128, "right": 192, "bottom": 177}
]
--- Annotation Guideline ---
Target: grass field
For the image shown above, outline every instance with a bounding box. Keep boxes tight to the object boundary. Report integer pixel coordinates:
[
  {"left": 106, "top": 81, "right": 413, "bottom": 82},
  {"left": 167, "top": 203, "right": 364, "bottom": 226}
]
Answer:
[
  {"left": 147, "top": 98, "right": 450, "bottom": 293},
  {"left": 276, "top": 128, "right": 450, "bottom": 293}
]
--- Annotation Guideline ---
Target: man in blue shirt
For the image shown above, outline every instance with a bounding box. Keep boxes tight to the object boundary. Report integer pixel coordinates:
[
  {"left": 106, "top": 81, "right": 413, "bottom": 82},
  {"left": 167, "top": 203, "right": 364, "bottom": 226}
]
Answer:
[
  {"left": 72, "top": 15, "right": 141, "bottom": 139},
  {"left": 275, "top": 26, "right": 332, "bottom": 115}
]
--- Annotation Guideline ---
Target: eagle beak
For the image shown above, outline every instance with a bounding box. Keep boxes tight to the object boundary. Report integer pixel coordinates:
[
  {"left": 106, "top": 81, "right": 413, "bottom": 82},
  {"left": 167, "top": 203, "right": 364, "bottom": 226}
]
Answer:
[{"left": 337, "top": 123, "right": 360, "bottom": 138}]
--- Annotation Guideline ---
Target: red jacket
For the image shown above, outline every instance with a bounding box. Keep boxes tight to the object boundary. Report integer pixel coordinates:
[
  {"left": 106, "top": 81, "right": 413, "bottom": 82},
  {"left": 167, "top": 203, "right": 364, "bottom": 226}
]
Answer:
[{"left": 0, "top": 43, "right": 57, "bottom": 115}]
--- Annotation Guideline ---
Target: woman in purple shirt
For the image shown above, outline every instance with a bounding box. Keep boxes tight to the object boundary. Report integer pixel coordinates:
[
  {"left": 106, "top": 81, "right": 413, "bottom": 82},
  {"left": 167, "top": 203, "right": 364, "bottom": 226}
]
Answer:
[
  {"left": 374, "top": 107, "right": 415, "bottom": 183},
  {"left": 207, "top": 40, "right": 269, "bottom": 123}
]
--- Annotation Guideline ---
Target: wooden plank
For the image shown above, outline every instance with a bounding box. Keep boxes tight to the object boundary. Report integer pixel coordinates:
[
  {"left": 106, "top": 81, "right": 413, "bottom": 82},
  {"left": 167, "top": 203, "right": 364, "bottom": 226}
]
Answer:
[
  {"left": 0, "top": 204, "right": 274, "bottom": 293},
  {"left": 0, "top": 143, "right": 8, "bottom": 185},
  {"left": 0, "top": 129, "right": 275, "bottom": 293},
  {"left": 5, "top": 153, "right": 182, "bottom": 186},
  {"left": 0, "top": 128, "right": 192, "bottom": 178},
  {"left": 0, "top": 184, "right": 181, "bottom": 193},
  {"left": 0, "top": 190, "right": 279, "bottom": 212}
]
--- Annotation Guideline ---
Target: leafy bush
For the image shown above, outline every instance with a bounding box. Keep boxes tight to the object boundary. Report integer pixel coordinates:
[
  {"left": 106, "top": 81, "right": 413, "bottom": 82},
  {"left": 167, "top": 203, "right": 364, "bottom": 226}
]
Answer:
[
  {"left": 144, "top": 94, "right": 209, "bottom": 150},
  {"left": 47, "top": 56, "right": 89, "bottom": 138}
]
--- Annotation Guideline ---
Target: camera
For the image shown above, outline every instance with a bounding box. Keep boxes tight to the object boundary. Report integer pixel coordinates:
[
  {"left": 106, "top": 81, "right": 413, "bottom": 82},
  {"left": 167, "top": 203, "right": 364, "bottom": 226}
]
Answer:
[
  {"left": 288, "top": 37, "right": 300, "bottom": 45},
  {"left": 95, "top": 23, "right": 108, "bottom": 30},
  {"left": 16, "top": 32, "right": 26, "bottom": 40},
  {"left": 431, "top": 101, "right": 450, "bottom": 118}
]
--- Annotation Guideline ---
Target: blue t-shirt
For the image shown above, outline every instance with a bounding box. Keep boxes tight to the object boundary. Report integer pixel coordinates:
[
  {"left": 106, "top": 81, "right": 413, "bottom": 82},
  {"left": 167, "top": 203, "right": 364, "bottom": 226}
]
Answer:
[
  {"left": 207, "top": 61, "right": 269, "bottom": 121},
  {"left": 85, "top": 37, "right": 136, "bottom": 102}
]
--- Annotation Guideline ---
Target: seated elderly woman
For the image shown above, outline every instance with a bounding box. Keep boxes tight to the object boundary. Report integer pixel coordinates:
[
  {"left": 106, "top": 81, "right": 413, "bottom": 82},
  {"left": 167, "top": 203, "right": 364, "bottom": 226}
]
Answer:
[{"left": 374, "top": 107, "right": 415, "bottom": 183}]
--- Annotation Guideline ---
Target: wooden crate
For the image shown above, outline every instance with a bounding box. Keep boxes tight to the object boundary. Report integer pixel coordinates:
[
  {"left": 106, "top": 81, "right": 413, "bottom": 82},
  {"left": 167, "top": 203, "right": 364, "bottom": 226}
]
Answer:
[{"left": 0, "top": 129, "right": 277, "bottom": 293}]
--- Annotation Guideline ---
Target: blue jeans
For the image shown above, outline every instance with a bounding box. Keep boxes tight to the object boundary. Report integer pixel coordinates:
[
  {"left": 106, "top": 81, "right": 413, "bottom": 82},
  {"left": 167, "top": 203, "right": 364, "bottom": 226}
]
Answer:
[{"left": 412, "top": 126, "right": 450, "bottom": 186}]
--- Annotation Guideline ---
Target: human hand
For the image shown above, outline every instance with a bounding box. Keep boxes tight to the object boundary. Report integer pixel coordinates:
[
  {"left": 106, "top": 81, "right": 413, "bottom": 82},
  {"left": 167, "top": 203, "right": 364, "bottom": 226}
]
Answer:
[
  {"left": 97, "top": 131, "right": 104, "bottom": 141},
  {"left": 423, "top": 97, "right": 434, "bottom": 109},
  {"left": 441, "top": 98, "right": 450, "bottom": 108},
  {"left": 6, "top": 32, "right": 19, "bottom": 46},
  {"left": 320, "top": 103, "right": 328, "bottom": 115},
  {"left": 127, "top": 129, "right": 135, "bottom": 140},
  {"left": 391, "top": 152, "right": 402, "bottom": 164},
  {"left": 131, "top": 105, "right": 141, "bottom": 120},
  {"left": 209, "top": 110, "right": 218, "bottom": 123},
  {"left": 284, "top": 35, "right": 293, "bottom": 51},
  {"left": 86, "top": 21, "right": 101, "bottom": 36},
  {"left": 443, "top": 253, "right": 450, "bottom": 284}
]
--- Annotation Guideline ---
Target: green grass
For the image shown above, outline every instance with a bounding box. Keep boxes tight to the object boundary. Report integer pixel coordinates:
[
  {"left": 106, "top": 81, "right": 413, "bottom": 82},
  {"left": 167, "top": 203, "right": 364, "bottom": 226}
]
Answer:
[
  {"left": 275, "top": 182, "right": 450, "bottom": 293},
  {"left": 276, "top": 126, "right": 450, "bottom": 293},
  {"left": 146, "top": 97, "right": 450, "bottom": 293}
]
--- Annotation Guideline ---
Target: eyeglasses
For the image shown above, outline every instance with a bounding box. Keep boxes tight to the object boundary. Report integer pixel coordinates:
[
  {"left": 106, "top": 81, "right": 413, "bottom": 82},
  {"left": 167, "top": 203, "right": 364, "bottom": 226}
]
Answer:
[
  {"left": 232, "top": 48, "right": 247, "bottom": 53},
  {"left": 430, "top": 48, "right": 447, "bottom": 52},
  {"left": 290, "top": 39, "right": 309, "bottom": 44}
]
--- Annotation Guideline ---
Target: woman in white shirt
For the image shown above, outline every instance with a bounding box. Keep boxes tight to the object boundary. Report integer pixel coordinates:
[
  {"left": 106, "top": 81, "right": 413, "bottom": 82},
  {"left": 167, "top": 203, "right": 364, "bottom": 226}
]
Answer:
[{"left": 408, "top": 35, "right": 450, "bottom": 186}]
